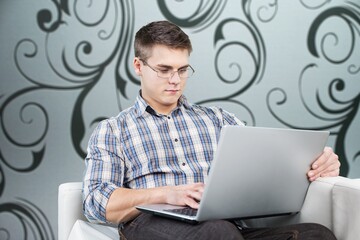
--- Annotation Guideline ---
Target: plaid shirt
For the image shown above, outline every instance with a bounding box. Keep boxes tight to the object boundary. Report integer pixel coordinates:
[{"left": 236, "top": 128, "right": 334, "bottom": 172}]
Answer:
[{"left": 83, "top": 94, "right": 244, "bottom": 223}]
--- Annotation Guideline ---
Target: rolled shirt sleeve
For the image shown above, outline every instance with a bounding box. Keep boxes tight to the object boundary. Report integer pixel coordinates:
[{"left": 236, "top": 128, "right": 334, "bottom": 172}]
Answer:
[{"left": 82, "top": 119, "right": 124, "bottom": 223}]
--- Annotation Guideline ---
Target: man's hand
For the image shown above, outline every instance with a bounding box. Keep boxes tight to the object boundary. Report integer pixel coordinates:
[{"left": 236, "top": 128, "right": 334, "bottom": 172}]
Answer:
[
  {"left": 106, "top": 182, "right": 204, "bottom": 223},
  {"left": 163, "top": 182, "right": 205, "bottom": 209},
  {"left": 307, "top": 147, "right": 340, "bottom": 181}
]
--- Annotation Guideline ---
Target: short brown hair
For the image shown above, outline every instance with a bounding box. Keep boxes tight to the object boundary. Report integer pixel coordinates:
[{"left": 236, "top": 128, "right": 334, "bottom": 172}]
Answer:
[{"left": 134, "top": 20, "right": 192, "bottom": 60}]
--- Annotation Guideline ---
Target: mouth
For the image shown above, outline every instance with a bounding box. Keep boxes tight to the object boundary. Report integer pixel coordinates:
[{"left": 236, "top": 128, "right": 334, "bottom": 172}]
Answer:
[{"left": 165, "top": 89, "right": 180, "bottom": 93}]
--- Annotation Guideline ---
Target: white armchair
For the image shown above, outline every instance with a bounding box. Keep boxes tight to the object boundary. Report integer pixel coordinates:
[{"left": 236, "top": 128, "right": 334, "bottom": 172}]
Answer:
[{"left": 58, "top": 177, "right": 360, "bottom": 240}]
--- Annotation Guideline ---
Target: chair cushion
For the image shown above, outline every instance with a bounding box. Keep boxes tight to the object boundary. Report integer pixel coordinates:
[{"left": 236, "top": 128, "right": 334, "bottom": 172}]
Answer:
[
  {"left": 68, "top": 220, "right": 118, "bottom": 240},
  {"left": 332, "top": 178, "right": 360, "bottom": 240}
]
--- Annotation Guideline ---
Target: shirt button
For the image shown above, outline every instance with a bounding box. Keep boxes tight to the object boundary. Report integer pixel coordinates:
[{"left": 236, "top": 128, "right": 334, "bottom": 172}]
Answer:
[
  {"left": 167, "top": 116, "right": 171, "bottom": 119},
  {"left": 182, "top": 162, "right": 186, "bottom": 166},
  {"left": 175, "top": 138, "right": 178, "bottom": 142}
]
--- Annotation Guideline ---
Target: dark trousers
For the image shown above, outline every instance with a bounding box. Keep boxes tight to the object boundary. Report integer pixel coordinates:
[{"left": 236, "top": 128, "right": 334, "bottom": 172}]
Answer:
[{"left": 119, "top": 213, "right": 337, "bottom": 240}]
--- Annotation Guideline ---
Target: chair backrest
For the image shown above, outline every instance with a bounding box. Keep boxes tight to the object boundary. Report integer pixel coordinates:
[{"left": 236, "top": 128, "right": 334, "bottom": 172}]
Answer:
[{"left": 58, "top": 182, "right": 87, "bottom": 240}]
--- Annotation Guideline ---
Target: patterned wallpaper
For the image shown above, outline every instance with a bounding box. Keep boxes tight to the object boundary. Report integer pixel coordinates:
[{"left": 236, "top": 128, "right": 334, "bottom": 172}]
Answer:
[{"left": 0, "top": 0, "right": 359, "bottom": 239}]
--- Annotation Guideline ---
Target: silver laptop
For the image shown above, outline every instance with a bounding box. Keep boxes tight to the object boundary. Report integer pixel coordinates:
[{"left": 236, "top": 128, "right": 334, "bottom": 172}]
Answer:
[{"left": 136, "top": 126, "right": 329, "bottom": 224}]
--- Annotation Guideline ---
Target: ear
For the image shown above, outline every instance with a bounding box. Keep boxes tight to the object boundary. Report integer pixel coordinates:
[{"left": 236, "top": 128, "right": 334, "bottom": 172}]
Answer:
[{"left": 133, "top": 58, "right": 142, "bottom": 76}]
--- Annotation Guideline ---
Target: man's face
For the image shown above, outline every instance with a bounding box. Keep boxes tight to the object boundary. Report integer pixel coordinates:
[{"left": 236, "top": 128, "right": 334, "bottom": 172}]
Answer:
[{"left": 134, "top": 44, "right": 190, "bottom": 115}]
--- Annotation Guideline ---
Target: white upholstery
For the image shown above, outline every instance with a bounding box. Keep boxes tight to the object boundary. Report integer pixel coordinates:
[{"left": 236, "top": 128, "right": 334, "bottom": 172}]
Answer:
[
  {"left": 68, "top": 220, "right": 118, "bottom": 240},
  {"left": 58, "top": 182, "right": 88, "bottom": 240},
  {"left": 298, "top": 176, "right": 342, "bottom": 228},
  {"left": 58, "top": 177, "right": 360, "bottom": 240},
  {"left": 332, "top": 178, "right": 360, "bottom": 240},
  {"left": 58, "top": 182, "right": 119, "bottom": 240}
]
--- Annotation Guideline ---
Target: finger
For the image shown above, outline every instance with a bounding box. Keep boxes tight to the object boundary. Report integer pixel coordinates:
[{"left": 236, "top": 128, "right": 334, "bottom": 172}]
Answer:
[
  {"left": 309, "top": 168, "right": 337, "bottom": 181},
  {"left": 309, "top": 148, "right": 338, "bottom": 176},
  {"left": 309, "top": 160, "right": 332, "bottom": 177},
  {"left": 308, "top": 172, "right": 322, "bottom": 182},
  {"left": 185, "top": 185, "right": 204, "bottom": 206},
  {"left": 311, "top": 147, "right": 333, "bottom": 170},
  {"left": 320, "top": 159, "right": 341, "bottom": 177},
  {"left": 308, "top": 158, "right": 340, "bottom": 181},
  {"left": 188, "top": 183, "right": 205, "bottom": 195},
  {"left": 188, "top": 190, "right": 202, "bottom": 202},
  {"left": 184, "top": 196, "right": 200, "bottom": 209}
]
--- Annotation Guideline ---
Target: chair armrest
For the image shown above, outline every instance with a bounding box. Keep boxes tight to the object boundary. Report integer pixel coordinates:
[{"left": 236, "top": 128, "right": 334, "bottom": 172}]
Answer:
[
  {"left": 243, "top": 176, "right": 346, "bottom": 229},
  {"left": 59, "top": 177, "right": 360, "bottom": 240},
  {"left": 58, "top": 182, "right": 87, "bottom": 240},
  {"left": 298, "top": 176, "right": 347, "bottom": 229},
  {"left": 332, "top": 178, "right": 360, "bottom": 240},
  {"left": 68, "top": 220, "right": 118, "bottom": 240}
]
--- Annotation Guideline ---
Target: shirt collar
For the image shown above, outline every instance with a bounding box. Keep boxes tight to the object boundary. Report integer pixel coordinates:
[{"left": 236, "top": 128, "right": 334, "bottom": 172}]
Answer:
[{"left": 134, "top": 91, "right": 192, "bottom": 117}]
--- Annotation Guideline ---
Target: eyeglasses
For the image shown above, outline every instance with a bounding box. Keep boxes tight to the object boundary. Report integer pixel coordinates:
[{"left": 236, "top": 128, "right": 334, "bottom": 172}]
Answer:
[{"left": 139, "top": 59, "right": 195, "bottom": 79}]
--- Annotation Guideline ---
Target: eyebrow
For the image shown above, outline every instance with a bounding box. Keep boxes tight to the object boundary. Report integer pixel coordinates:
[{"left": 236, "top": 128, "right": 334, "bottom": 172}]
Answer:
[{"left": 156, "top": 63, "right": 190, "bottom": 70}]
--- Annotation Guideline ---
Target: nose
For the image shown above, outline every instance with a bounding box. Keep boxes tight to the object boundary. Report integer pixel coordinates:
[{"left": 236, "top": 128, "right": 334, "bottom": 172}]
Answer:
[{"left": 168, "top": 71, "right": 181, "bottom": 84}]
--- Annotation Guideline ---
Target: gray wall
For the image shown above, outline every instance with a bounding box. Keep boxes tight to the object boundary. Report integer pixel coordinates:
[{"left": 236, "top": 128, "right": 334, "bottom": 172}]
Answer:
[{"left": 1, "top": 0, "right": 359, "bottom": 239}]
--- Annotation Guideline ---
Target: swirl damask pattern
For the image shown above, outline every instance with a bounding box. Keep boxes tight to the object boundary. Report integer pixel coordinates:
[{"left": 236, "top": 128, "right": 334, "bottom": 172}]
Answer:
[
  {"left": 267, "top": 2, "right": 360, "bottom": 175},
  {"left": 157, "top": 0, "right": 228, "bottom": 32},
  {"left": 300, "top": 0, "right": 331, "bottom": 10},
  {"left": 197, "top": 0, "right": 278, "bottom": 125},
  {"left": 0, "top": 0, "right": 359, "bottom": 239},
  {"left": 37, "top": 0, "right": 137, "bottom": 158},
  {"left": 0, "top": 199, "right": 54, "bottom": 240},
  {"left": 0, "top": 0, "right": 136, "bottom": 238},
  {"left": 1, "top": 0, "right": 136, "bottom": 163}
]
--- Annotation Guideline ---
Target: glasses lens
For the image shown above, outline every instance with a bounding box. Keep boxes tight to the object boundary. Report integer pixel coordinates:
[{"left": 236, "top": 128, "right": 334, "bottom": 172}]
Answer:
[
  {"left": 154, "top": 66, "right": 194, "bottom": 79},
  {"left": 179, "top": 67, "right": 194, "bottom": 78},
  {"left": 156, "top": 70, "right": 170, "bottom": 79}
]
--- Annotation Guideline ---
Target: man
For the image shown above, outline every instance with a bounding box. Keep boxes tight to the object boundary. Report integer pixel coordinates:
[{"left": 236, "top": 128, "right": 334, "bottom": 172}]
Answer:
[{"left": 83, "top": 20, "right": 340, "bottom": 239}]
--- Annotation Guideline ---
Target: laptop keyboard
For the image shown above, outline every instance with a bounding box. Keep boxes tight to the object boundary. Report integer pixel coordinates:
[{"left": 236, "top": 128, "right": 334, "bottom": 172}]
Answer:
[{"left": 164, "top": 207, "right": 198, "bottom": 216}]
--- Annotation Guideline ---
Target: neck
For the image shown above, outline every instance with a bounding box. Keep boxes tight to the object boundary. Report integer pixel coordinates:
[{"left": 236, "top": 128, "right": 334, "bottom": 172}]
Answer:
[{"left": 153, "top": 105, "right": 176, "bottom": 115}]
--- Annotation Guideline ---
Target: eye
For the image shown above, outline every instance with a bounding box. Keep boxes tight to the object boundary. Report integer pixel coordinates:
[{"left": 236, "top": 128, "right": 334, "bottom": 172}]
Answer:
[
  {"left": 159, "top": 69, "right": 171, "bottom": 74},
  {"left": 178, "top": 68, "right": 188, "bottom": 74}
]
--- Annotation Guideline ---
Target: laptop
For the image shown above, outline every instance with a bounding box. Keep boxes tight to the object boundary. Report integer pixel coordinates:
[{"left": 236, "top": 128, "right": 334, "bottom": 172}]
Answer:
[{"left": 136, "top": 126, "right": 329, "bottom": 224}]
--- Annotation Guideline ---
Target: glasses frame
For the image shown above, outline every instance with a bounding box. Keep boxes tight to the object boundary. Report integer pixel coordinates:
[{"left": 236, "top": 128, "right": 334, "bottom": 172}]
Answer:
[{"left": 139, "top": 59, "right": 195, "bottom": 80}]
